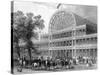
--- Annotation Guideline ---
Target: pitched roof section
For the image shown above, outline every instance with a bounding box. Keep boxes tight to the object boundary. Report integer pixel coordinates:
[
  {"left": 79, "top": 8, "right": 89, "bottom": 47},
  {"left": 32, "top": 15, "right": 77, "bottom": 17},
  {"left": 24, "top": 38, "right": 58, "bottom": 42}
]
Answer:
[{"left": 73, "top": 13, "right": 97, "bottom": 26}]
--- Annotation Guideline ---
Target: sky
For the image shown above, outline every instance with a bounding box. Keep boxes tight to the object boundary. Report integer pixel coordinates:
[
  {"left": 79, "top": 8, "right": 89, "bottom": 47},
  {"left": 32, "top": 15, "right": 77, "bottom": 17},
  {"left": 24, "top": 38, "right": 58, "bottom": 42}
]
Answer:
[{"left": 13, "top": 1, "right": 97, "bottom": 34}]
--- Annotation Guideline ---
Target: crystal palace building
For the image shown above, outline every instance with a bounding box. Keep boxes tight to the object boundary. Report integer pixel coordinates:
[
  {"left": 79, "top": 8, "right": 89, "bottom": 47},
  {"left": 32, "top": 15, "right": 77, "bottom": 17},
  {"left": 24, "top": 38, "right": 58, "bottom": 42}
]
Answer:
[{"left": 34, "top": 9, "right": 97, "bottom": 61}]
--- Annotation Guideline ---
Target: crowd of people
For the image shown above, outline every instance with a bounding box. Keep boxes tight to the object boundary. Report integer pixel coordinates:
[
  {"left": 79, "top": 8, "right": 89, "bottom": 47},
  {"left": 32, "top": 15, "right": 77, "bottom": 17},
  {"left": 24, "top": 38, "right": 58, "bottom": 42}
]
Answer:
[
  {"left": 31, "top": 57, "right": 74, "bottom": 70},
  {"left": 16, "top": 56, "right": 96, "bottom": 72}
]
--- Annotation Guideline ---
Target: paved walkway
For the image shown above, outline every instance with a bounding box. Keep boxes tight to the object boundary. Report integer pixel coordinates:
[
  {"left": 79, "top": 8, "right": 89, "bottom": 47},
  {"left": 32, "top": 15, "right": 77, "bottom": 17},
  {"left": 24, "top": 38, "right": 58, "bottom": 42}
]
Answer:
[{"left": 13, "top": 64, "right": 97, "bottom": 74}]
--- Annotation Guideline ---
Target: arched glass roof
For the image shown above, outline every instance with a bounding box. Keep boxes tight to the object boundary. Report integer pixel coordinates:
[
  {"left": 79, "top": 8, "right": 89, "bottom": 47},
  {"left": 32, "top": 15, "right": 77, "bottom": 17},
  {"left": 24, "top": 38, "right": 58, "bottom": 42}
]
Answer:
[
  {"left": 49, "top": 10, "right": 76, "bottom": 33},
  {"left": 49, "top": 9, "right": 96, "bottom": 33}
]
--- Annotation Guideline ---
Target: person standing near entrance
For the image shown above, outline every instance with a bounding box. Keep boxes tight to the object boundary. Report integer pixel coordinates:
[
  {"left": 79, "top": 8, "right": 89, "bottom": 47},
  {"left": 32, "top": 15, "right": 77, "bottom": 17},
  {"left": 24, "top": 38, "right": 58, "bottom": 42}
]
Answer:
[{"left": 17, "top": 57, "right": 23, "bottom": 72}]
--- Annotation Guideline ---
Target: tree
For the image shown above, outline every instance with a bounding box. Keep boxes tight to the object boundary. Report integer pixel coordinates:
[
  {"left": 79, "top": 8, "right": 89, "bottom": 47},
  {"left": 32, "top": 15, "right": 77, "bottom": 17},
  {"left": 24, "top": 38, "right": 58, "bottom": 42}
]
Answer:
[{"left": 12, "top": 11, "right": 45, "bottom": 63}]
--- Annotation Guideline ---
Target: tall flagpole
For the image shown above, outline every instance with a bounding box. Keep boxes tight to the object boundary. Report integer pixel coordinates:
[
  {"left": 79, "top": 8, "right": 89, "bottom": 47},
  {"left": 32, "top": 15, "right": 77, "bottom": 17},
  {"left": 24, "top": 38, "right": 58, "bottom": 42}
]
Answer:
[{"left": 57, "top": 3, "right": 62, "bottom": 9}]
